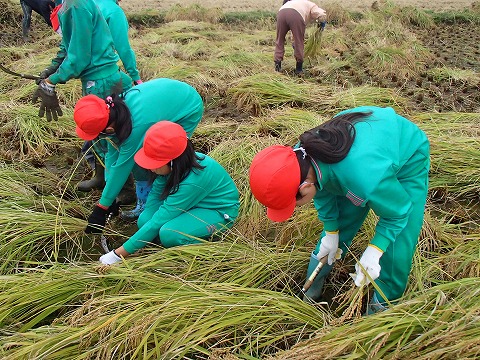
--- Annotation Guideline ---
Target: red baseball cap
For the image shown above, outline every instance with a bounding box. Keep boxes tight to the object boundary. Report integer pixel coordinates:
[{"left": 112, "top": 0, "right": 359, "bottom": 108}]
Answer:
[
  {"left": 134, "top": 121, "right": 188, "bottom": 170},
  {"left": 73, "top": 95, "right": 110, "bottom": 141},
  {"left": 249, "top": 145, "right": 301, "bottom": 222}
]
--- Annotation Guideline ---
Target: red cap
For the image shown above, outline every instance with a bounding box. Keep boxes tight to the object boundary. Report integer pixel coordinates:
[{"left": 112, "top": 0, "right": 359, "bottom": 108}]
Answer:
[
  {"left": 73, "top": 95, "right": 110, "bottom": 140},
  {"left": 50, "top": 4, "right": 62, "bottom": 32},
  {"left": 134, "top": 121, "right": 188, "bottom": 169},
  {"left": 249, "top": 145, "right": 301, "bottom": 222}
]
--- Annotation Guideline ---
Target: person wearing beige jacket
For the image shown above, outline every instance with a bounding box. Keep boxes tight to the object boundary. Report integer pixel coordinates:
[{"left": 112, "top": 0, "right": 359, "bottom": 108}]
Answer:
[{"left": 274, "top": 0, "right": 326, "bottom": 74}]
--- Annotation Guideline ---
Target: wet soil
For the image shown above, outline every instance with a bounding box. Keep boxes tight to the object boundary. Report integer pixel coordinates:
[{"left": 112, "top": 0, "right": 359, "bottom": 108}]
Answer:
[{"left": 309, "top": 23, "right": 480, "bottom": 113}]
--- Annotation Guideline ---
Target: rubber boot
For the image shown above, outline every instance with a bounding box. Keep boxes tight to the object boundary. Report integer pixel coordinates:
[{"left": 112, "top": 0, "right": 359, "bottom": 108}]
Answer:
[
  {"left": 295, "top": 61, "right": 303, "bottom": 75},
  {"left": 116, "top": 174, "right": 137, "bottom": 206},
  {"left": 274, "top": 60, "right": 282, "bottom": 72},
  {"left": 120, "top": 180, "right": 152, "bottom": 220},
  {"left": 365, "top": 292, "right": 388, "bottom": 315},
  {"left": 77, "top": 161, "right": 105, "bottom": 192},
  {"left": 303, "top": 251, "right": 333, "bottom": 303}
]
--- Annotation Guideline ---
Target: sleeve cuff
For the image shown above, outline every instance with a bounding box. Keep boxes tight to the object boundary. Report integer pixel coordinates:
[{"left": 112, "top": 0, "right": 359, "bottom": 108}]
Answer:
[
  {"left": 322, "top": 219, "right": 339, "bottom": 233},
  {"left": 370, "top": 233, "right": 391, "bottom": 253}
]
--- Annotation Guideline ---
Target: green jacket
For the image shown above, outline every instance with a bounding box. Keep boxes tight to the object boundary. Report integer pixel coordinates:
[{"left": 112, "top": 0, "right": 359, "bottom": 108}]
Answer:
[
  {"left": 122, "top": 153, "right": 240, "bottom": 254},
  {"left": 100, "top": 78, "right": 204, "bottom": 207},
  {"left": 310, "top": 106, "right": 429, "bottom": 252},
  {"left": 93, "top": 0, "right": 140, "bottom": 81},
  {"left": 48, "top": 0, "right": 119, "bottom": 84}
]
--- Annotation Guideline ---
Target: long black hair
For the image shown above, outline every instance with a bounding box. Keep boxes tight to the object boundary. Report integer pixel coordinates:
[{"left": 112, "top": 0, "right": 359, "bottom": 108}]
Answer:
[
  {"left": 105, "top": 93, "right": 134, "bottom": 144},
  {"left": 160, "top": 139, "right": 205, "bottom": 199},
  {"left": 299, "top": 111, "right": 372, "bottom": 164}
]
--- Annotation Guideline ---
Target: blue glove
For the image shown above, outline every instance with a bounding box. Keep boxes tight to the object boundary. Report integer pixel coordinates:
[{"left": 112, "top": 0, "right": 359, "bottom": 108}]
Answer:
[{"left": 318, "top": 21, "right": 327, "bottom": 31}]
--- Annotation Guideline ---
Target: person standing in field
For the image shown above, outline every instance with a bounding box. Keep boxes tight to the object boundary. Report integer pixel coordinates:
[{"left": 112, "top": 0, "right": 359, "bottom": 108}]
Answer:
[
  {"left": 73, "top": 78, "right": 205, "bottom": 232},
  {"left": 33, "top": 0, "right": 133, "bottom": 122},
  {"left": 274, "top": 0, "right": 326, "bottom": 75},
  {"left": 20, "top": 0, "right": 55, "bottom": 41},
  {"left": 98, "top": 121, "right": 240, "bottom": 265},
  {"left": 37, "top": 0, "right": 143, "bottom": 193},
  {"left": 249, "top": 106, "right": 430, "bottom": 314},
  {"left": 77, "top": 0, "right": 144, "bottom": 191}
]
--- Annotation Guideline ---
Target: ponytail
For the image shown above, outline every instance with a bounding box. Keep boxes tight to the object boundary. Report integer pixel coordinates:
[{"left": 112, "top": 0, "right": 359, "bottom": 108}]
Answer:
[
  {"left": 299, "top": 111, "right": 371, "bottom": 164},
  {"left": 105, "top": 93, "right": 132, "bottom": 144}
]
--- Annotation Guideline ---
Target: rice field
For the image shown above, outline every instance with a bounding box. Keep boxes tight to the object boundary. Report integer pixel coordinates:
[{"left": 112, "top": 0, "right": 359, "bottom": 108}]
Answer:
[{"left": 0, "top": 0, "right": 479, "bottom": 358}]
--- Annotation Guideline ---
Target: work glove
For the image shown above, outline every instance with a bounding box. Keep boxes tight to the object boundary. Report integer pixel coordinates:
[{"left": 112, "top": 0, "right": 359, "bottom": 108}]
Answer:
[
  {"left": 134, "top": 79, "right": 143, "bottom": 85},
  {"left": 316, "top": 231, "right": 343, "bottom": 265},
  {"left": 32, "top": 80, "right": 63, "bottom": 121},
  {"left": 353, "top": 245, "right": 384, "bottom": 287},
  {"left": 37, "top": 65, "right": 60, "bottom": 83},
  {"left": 85, "top": 201, "right": 120, "bottom": 234},
  {"left": 317, "top": 21, "right": 327, "bottom": 31},
  {"left": 99, "top": 250, "right": 122, "bottom": 265}
]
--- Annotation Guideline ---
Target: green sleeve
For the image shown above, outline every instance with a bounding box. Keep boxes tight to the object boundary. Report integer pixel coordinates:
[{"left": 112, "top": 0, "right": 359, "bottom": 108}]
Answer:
[
  {"left": 368, "top": 168, "right": 413, "bottom": 252},
  {"left": 51, "top": 42, "right": 66, "bottom": 68},
  {"left": 107, "top": 9, "right": 140, "bottom": 81},
  {"left": 313, "top": 190, "right": 339, "bottom": 231},
  {"left": 99, "top": 137, "right": 137, "bottom": 207},
  {"left": 49, "top": 7, "right": 94, "bottom": 84}
]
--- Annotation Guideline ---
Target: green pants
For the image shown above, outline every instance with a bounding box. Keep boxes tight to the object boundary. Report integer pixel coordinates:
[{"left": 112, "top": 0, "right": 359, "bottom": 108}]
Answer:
[
  {"left": 137, "top": 207, "right": 236, "bottom": 248},
  {"left": 314, "top": 145, "right": 429, "bottom": 302}
]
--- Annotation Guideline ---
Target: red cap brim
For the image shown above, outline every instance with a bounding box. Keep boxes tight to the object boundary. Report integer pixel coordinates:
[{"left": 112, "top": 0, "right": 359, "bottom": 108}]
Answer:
[
  {"left": 134, "top": 147, "right": 170, "bottom": 170},
  {"left": 75, "top": 126, "right": 98, "bottom": 141},
  {"left": 266, "top": 198, "right": 296, "bottom": 222}
]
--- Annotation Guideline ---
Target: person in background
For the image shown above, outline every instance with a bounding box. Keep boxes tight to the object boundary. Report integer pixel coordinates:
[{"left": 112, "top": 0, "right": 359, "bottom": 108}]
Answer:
[
  {"left": 99, "top": 121, "right": 240, "bottom": 265},
  {"left": 20, "top": 0, "right": 55, "bottom": 41},
  {"left": 274, "top": 0, "right": 326, "bottom": 75},
  {"left": 73, "top": 78, "right": 204, "bottom": 232},
  {"left": 249, "top": 106, "right": 430, "bottom": 314}
]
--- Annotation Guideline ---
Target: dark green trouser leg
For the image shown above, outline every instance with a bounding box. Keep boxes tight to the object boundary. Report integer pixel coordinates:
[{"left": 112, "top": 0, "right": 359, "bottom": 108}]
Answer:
[{"left": 303, "top": 251, "right": 333, "bottom": 303}]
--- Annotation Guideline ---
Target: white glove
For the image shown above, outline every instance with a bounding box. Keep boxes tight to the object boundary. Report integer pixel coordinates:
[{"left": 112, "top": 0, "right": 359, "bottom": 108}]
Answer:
[
  {"left": 354, "top": 245, "right": 383, "bottom": 287},
  {"left": 99, "top": 250, "right": 122, "bottom": 265},
  {"left": 316, "top": 231, "right": 343, "bottom": 265}
]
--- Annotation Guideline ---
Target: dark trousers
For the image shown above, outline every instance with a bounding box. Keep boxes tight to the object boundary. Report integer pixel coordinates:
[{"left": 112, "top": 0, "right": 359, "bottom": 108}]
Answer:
[{"left": 274, "top": 8, "right": 306, "bottom": 63}]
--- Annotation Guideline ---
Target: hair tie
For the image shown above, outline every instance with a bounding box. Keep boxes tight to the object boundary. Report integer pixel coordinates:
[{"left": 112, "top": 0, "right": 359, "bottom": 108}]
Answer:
[
  {"left": 293, "top": 147, "right": 308, "bottom": 159},
  {"left": 105, "top": 96, "right": 114, "bottom": 108}
]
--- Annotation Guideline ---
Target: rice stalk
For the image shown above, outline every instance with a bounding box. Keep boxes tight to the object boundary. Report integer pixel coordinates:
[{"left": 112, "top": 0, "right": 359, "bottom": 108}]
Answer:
[
  {"left": 226, "top": 74, "right": 331, "bottom": 115},
  {"left": 0, "top": 202, "right": 87, "bottom": 274},
  {"left": 304, "top": 26, "right": 324, "bottom": 60},
  {"left": 0, "top": 282, "right": 329, "bottom": 359},
  {"left": 329, "top": 84, "right": 407, "bottom": 110},
  {"left": 164, "top": 4, "right": 223, "bottom": 24},
  {"left": 0, "top": 102, "right": 75, "bottom": 161},
  {"left": 269, "top": 277, "right": 480, "bottom": 359},
  {"left": 426, "top": 67, "right": 480, "bottom": 84}
]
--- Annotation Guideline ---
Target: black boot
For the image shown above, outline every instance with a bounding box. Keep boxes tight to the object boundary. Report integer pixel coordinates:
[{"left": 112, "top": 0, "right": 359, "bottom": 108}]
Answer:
[
  {"left": 77, "top": 161, "right": 105, "bottom": 192},
  {"left": 116, "top": 174, "right": 137, "bottom": 206},
  {"left": 295, "top": 61, "right": 303, "bottom": 75},
  {"left": 274, "top": 60, "right": 282, "bottom": 72}
]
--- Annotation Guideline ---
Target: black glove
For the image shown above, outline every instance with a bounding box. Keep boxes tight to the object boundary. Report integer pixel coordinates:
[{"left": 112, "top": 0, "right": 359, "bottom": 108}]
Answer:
[
  {"left": 85, "top": 201, "right": 120, "bottom": 234},
  {"left": 32, "top": 80, "right": 63, "bottom": 121},
  {"left": 37, "top": 65, "right": 60, "bottom": 84}
]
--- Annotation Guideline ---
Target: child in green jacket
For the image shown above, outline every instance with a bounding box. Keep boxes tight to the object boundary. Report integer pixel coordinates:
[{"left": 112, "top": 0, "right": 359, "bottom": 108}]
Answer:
[
  {"left": 74, "top": 78, "right": 205, "bottom": 233},
  {"left": 99, "top": 121, "right": 240, "bottom": 264},
  {"left": 249, "top": 106, "right": 430, "bottom": 313}
]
